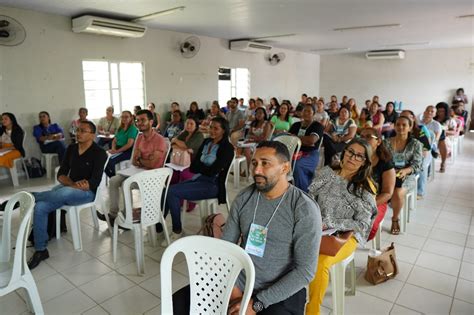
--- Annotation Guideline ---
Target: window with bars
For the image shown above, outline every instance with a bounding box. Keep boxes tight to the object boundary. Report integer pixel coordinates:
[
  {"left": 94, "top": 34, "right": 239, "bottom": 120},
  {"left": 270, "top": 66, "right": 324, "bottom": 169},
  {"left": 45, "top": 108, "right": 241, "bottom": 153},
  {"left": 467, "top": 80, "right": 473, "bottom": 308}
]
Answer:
[
  {"left": 218, "top": 67, "right": 250, "bottom": 107},
  {"left": 82, "top": 60, "right": 145, "bottom": 119}
]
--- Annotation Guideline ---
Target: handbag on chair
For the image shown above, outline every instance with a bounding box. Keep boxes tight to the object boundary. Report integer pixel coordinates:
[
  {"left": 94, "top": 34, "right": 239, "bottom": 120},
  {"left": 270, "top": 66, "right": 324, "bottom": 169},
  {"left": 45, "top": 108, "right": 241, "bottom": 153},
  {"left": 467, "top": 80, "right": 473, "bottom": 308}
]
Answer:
[
  {"left": 319, "top": 231, "right": 353, "bottom": 256},
  {"left": 170, "top": 148, "right": 191, "bottom": 167},
  {"left": 365, "top": 242, "right": 399, "bottom": 285}
]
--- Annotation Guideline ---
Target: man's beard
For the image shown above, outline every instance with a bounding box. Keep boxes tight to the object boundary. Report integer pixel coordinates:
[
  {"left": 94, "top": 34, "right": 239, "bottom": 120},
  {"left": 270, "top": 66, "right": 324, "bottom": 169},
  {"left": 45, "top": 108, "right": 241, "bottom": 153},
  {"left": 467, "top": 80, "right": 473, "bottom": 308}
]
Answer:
[{"left": 253, "top": 175, "right": 277, "bottom": 193}]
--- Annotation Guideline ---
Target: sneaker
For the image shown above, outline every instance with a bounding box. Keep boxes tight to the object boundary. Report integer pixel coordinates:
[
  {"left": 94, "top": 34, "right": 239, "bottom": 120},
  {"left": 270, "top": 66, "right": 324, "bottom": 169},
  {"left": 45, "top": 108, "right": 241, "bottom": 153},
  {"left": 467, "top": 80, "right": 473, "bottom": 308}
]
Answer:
[
  {"left": 417, "top": 195, "right": 424, "bottom": 200},
  {"left": 27, "top": 249, "right": 49, "bottom": 270},
  {"left": 161, "top": 232, "right": 183, "bottom": 247}
]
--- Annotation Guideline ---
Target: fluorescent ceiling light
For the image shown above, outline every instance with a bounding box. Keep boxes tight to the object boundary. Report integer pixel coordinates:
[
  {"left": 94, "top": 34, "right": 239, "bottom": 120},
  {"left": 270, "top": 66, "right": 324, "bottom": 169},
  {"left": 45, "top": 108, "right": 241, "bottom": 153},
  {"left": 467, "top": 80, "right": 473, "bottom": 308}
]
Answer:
[
  {"left": 310, "top": 47, "right": 351, "bottom": 52},
  {"left": 132, "top": 6, "right": 185, "bottom": 22},
  {"left": 381, "top": 41, "right": 431, "bottom": 47},
  {"left": 334, "top": 24, "right": 401, "bottom": 32},
  {"left": 457, "top": 14, "right": 474, "bottom": 19}
]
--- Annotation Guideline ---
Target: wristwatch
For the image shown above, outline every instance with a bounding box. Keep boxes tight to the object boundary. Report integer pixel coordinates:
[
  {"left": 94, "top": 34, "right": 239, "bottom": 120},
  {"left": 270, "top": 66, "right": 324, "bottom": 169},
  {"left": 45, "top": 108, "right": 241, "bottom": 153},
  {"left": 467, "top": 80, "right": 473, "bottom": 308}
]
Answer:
[{"left": 252, "top": 297, "right": 264, "bottom": 312}]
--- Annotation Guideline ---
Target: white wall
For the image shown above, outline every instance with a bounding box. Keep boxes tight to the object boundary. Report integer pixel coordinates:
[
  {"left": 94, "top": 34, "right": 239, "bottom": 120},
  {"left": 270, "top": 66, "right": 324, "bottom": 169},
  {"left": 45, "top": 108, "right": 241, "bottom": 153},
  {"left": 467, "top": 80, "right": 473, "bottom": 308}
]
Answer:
[
  {"left": 0, "top": 5, "right": 319, "bottom": 177},
  {"left": 320, "top": 47, "right": 474, "bottom": 115}
]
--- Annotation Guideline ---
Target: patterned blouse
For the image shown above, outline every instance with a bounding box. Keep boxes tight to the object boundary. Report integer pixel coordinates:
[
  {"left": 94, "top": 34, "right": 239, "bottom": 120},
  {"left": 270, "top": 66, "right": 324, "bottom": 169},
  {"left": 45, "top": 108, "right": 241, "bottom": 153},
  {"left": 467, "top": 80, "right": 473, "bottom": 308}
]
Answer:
[
  {"left": 383, "top": 137, "right": 423, "bottom": 189},
  {"left": 308, "top": 166, "right": 377, "bottom": 244}
]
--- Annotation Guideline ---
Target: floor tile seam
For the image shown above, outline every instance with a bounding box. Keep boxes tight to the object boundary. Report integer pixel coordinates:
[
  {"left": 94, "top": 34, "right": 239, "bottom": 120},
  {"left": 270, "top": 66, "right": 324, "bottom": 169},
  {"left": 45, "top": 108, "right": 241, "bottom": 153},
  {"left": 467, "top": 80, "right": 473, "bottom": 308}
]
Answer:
[{"left": 58, "top": 257, "right": 113, "bottom": 287}]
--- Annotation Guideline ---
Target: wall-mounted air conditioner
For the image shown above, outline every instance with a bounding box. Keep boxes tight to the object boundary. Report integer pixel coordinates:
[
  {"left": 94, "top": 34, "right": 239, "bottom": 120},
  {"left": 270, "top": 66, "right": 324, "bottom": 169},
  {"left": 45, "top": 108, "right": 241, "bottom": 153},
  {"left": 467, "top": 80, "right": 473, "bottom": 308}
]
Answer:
[
  {"left": 366, "top": 49, "right": 405, "bottom": 60},
  {"left": 72, "top": 15, "right": 147, "bottom": 38},
  {"left": 229, "top": 40, "right": 272, "bottom": 53}
]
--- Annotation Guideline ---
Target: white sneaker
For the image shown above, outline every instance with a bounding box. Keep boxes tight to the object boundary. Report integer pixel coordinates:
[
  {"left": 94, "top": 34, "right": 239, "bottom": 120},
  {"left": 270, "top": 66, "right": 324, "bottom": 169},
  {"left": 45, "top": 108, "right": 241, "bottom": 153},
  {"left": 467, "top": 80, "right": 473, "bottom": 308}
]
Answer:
[{"left": 161, "top": 232, "right": 183, "bottom": 247}]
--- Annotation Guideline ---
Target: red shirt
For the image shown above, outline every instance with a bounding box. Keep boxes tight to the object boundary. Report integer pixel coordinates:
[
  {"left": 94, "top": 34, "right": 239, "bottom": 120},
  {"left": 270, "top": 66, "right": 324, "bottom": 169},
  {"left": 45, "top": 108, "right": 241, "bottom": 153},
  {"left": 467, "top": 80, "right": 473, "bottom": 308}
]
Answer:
[{"left": 134, "top": 131, "right": 167, "bottom": 169}]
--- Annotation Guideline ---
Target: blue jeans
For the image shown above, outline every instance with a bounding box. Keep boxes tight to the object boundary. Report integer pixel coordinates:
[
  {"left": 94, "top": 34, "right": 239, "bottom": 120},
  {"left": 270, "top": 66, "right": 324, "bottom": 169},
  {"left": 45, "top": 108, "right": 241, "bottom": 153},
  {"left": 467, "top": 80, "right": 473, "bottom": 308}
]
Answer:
[
  {"left": 294, "top": 150, "right": 319, "bottom": 192},
  {"left": 32, "top": 185, "right": 95, "bottom": 251},
  {"left": 417, "top": 153, "right": 432, "bottom": 196},
  {"left": 104, "top": 149, "right": 132, "bottom": 177},
  {"left": 165, "top": 175, "right": 218, "bottom": 233},
  {"left": 40, "top": 140, "right": 67, "bottom": 163}
]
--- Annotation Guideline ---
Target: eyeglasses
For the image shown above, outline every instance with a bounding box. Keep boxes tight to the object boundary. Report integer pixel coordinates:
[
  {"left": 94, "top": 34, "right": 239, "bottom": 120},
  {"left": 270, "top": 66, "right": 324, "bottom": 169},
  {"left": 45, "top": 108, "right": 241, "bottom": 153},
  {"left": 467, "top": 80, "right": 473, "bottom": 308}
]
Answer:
[
  {"left": 76, "top": 128, "right": 93, "bottom": 134},
  {"left": 345, "top": 148, "right": 366, "bottom": 162}
]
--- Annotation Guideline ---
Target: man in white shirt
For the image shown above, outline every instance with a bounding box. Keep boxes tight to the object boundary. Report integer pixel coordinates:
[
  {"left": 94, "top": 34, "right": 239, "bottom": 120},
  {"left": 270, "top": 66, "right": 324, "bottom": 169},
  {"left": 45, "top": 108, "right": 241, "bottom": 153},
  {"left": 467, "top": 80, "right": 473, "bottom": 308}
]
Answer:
[{"left": 421, "top": 105, "right": 442, "bottom": 141}]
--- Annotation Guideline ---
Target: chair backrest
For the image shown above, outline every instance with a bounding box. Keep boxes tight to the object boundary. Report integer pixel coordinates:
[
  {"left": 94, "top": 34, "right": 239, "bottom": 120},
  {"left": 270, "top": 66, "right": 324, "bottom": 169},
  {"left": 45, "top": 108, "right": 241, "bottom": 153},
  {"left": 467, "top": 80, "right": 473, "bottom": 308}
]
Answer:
[
  {"left": 266, "top": 123, "right": 276, "bottom": 140},
  {"left": 160, "top": 236, "right": 255, "bottom": 315},
  {"left": 274, "top": 134, "right": 302, "bottom": 175},
  {"left": 223, "top": 152, "right": 236, "bottom": 209},
  {"left": 0, "top": 192, "right": 35, "bottom": 264},
  {"left": 163, "top": 138, "right": 171, "bottom": 166},
  {"left": 122, "top": 168, "right": 173, "bottom": 227}
]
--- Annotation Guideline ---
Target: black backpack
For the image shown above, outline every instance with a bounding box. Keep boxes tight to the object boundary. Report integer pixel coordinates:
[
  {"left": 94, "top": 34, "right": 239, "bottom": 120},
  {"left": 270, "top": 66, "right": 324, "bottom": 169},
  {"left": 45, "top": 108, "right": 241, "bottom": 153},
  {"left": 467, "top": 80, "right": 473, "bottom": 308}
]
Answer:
[{"left": 24, "top": 157, "right": 46, "bottom": 178}]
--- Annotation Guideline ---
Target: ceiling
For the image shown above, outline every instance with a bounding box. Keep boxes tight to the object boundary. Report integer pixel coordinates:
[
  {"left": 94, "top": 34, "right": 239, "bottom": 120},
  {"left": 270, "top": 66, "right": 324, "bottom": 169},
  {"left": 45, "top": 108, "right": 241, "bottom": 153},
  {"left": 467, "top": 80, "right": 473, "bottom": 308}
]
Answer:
[{"left": 1, "top": 0, "right": 473, "bottom": 54}]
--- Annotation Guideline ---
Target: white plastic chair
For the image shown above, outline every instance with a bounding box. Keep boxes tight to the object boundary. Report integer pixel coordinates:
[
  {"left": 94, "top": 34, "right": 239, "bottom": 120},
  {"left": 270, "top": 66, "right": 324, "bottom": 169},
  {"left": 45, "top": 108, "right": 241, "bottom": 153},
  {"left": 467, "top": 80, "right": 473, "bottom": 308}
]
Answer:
[
  {"left": 41, "top": 153, "right": 58, "bottom": 179},
  {"left": 112, "top": 168, "right": 173, "bottom": 275},
  {"left": 55, "top": 156, "right": 110, "bottom": 251},
  {"left": 160, "top": 236, "right": 255, "bottom": 315},
  {"left": 329, "top": 252, "right": 356, "bottom": 315},
  {"left": 371, "top": 219, "right": 384, "bottom": 250},
  {"left": 9, "top": 134, "right": 29, "bottom": 187},
  {"left": 0, "top": 192, "right": 44, "bottom": 314},
  {"left": 274, "top": 134, "right": 302, "bottom": 181}
]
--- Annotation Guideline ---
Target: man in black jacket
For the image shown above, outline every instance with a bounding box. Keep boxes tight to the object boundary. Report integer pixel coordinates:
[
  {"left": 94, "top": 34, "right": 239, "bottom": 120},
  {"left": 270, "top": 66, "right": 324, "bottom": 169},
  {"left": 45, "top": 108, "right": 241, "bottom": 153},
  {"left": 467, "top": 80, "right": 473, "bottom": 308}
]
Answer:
[{"left": 27, "top": 121, "right": 107, "bottom": 269}]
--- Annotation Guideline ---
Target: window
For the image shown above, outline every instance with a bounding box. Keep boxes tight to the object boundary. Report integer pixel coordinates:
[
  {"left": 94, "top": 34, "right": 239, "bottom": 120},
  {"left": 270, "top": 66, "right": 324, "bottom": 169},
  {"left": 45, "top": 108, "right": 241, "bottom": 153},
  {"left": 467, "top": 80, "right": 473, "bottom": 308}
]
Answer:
[
  {"left": 82, "top": 60, "right": 145, "bottom": 119},
  {"left": 218, "top": 67, "right": 250, "bottom": 107}
]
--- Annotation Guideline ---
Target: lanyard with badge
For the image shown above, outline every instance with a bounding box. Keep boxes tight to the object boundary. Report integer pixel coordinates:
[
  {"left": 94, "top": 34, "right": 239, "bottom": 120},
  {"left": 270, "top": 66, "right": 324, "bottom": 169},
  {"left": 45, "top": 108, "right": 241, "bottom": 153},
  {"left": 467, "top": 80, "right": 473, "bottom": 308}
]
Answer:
[{"left": 244, "top": 190, "right": 288, "bottom": 258}]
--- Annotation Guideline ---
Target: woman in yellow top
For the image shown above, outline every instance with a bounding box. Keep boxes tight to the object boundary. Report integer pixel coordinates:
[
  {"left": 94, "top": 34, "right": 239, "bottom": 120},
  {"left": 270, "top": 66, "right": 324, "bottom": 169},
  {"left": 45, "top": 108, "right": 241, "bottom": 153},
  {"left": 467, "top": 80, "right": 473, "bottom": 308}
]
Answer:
[{"left": 0, "top": 112, "right": 25, "bottom": 169}]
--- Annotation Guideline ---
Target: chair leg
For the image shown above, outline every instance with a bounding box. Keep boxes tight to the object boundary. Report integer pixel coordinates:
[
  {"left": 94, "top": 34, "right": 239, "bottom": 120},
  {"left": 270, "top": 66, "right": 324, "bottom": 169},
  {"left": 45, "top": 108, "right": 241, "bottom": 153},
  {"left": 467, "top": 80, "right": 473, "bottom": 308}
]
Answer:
[
  {"left": 9, "top": 164, "right": 19, "bottom": 187},
  {"left": 347, "top": 258, "right": 356, "bottom": 296},
  {"left": 112, "top": 222, "right": 119, "bottom": 263},
  {"left": 134, "top": 225, "right": 145, "bottom": 275},
  {"left": 23, "top": 272, "right": 44, "bottom": 315},
  {"left": 161, "top": 213, "right": 171, "bottom": 246},
  {"left": 233, "top": 159, "right": 240, "bottom": 189},
  {"left": 69, "top": 208, "right": 83, "bottom": 251},
  {"left": 56, "top": 210, "right": 61, "bottom": 240},
  {"left": 198, "top": 200, "right": 208, "bottom": 227},
  {"left": 21, "top": 159, "right": 30, "bottom": 181},
  {"left": 330, "top": 262, "right": 346, "bottom": 315},
  {"left": 90, "top": 206, "right": 99, "bottom": 230},
  {"left": 148, "top": 226, "right": 157, "bottom": 247}
]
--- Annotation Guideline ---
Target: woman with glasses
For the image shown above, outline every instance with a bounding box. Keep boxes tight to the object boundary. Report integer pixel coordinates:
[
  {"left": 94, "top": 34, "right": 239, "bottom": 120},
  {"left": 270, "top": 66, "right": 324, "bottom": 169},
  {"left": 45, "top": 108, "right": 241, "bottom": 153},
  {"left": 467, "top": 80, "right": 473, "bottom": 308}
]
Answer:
[
  {"left": 104, "top": 110, "right": 138, "bottom": 177},
  {"left": 383, "top": 116, "right": 423, "bottom": 234},
  {"left": 33, "top": 111, "right": 67, "bottom": 162},
  {"left": 360, "top": 128, "right": 396, "bottom": 241},
  {"left": 0, "top": 112, "right": 25, "bottom": 170},
  {"left": 306, "top": 138, "right": 377, "bottom": 314}
]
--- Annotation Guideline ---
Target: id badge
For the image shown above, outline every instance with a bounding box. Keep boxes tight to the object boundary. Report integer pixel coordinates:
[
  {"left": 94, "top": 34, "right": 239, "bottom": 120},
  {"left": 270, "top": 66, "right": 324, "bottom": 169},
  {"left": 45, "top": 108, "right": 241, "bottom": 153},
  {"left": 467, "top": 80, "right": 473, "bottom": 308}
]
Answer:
[
  {"left": 393, "top": 153, "right": 406, "bottom": 168},
  {"left": 335, "top": 126, "right": 344, "bottom": 135},
  {"left": 298, "top": 128, "right": 306, "bottom": 137},
  {"left": 244, "top": 223, "right": 268, "bottom": 257}
]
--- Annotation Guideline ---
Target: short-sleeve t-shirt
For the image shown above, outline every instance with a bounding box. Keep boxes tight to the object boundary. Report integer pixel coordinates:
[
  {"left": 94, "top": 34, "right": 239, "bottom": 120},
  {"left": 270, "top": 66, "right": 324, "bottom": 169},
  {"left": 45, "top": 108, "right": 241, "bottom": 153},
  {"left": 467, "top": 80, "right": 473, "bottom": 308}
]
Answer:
[
  {"left": 134, "top": 132, "right": 168, "bottom": 169},
  {"left": 372, "top": 159, "right": 395, "bottom": 193},
  {"left": 314, "top": 111, "right": 329, "bottom": 123},
  {"left": 98, "top": 117, "right": 120, "bottom": 133},
  {"left": 115, "top": 125, "right": 138, "bottom": 148},
  {"left": 332, "top": 118, "right": 356, "bottom": 135},
  {"left": 289, "top": 121, "right": 324, "bottom": 152},
  {"left": 271, "top": 115, "right": 294, "bottom": 132}
]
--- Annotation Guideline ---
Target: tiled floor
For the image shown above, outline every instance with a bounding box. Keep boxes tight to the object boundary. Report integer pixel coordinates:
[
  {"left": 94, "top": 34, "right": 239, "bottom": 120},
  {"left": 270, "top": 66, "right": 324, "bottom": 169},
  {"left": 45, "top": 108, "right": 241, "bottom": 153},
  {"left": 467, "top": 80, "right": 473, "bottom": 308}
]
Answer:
[{"left": 0, "top": 134, "right": 473, "bottom": 314}]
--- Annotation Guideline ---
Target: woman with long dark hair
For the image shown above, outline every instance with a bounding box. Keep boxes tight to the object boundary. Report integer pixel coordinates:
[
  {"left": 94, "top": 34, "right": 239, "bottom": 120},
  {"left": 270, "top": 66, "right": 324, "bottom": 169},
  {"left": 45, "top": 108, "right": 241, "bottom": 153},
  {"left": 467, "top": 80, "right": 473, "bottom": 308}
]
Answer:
[
  {"left": 435, "top": 102, "right": 457, "bottom": 172},
  {"left": 383, "top": 116, "right": 423, "bottom": 234},
  {"left": 271, "top": 102, "right": 293, "bottom": 135},
  {"left": 186, "top": 101, "right": 205, "bottom": 122},
  {"left": 360, "top": 128, "right": 396, "bottom": 240},
  {"left": 306, "top": 138, "right": 377, "bottom": 314},
  {"left": 159, "top": 117, "right": 234, "bottom": 244},
  {"left": 104, "top": 110, "right": 138, "bottom": 177},
  {"left": 0, "top": 112, "right": 25, "bottom": 169},
  {"left": 289, "top": 104, "right": 324, "bottom": 192},
  {"left": 382, "top": 101, "right": 398, "bottom": 137}
]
